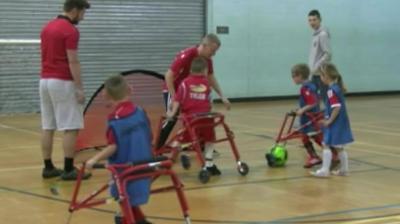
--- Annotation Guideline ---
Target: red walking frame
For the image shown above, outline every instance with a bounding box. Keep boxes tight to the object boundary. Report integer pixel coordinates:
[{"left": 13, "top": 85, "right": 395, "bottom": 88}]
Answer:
[
  {"left": 68, "top": 158, "right": 191, "bottom": 224},
  {"left": 154, "top": 112, "right": 249, "bottom": 184},
  {"left": 265, "top": 111, "right": 325, "bottom": 167},
  {"left": 274, "top": 111, "right": 324, "bottom": 145}
]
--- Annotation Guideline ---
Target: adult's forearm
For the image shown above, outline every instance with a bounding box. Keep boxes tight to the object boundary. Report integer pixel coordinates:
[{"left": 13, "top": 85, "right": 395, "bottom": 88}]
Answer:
[
  {"left": 171, "top": 102, "right": 180, "bottom": 115},
  {"left": 165, "top": 70, "right": 176, "bottom": 96},
  {"left": 209, "top": 75, "right": 223, "bottom": 97}
]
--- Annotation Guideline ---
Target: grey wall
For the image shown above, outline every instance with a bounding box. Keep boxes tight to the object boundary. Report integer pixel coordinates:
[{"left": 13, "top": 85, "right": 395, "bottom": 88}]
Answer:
[{"left": 0, "top": 0, "right": 205, "bottom": 113}]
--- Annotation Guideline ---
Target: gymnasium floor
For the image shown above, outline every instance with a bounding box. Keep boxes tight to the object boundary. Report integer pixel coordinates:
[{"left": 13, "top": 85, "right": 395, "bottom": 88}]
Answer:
[{"left": 1, "top": 95, "right": 400, "bottom": 224}]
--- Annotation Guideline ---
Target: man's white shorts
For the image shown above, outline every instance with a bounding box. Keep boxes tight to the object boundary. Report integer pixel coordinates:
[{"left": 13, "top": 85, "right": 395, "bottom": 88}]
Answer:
[{"left": 39, "top": 79, "right": 84, "bottom": 131}]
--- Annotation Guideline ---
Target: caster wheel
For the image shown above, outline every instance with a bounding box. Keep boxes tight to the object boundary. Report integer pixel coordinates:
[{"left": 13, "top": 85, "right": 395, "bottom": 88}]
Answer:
[
  {"left": 266, "top": 153, "right": 275, "bottom": 167},
  {"left": 237, "top": 162, "right": 249, "bottom": 176},
  {"left": 198, "top": 169, "right": 210, "bottom": 184},
  {"left": 180, "top": 154, "right": 191, "bottom": 170},
  {"left": 114, "top": 215, "right": 123, "bottom": 224}
]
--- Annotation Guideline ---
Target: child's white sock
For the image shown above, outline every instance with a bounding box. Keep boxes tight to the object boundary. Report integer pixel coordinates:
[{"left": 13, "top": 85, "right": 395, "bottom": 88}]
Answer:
[
  {"left": 338, "top": 149, "right": 349, "bottom": 173},
  {"left": 204, "top": 143, "right": 214, "bottom": 167},
  {"left": 320, "top": 149, "right": 332, "bottom": 173}
]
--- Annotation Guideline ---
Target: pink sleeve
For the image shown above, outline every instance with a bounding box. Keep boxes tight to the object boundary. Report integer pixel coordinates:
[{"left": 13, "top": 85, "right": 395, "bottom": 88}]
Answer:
[
  {"left": 65, "top": 29, "right": 79, "bottom": 50},
  {"left": 328, "top": 90, "right": 341, "bottom": 108}
]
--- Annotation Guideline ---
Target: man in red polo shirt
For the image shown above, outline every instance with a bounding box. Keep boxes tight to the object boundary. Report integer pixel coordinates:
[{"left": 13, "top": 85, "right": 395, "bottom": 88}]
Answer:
[
  {"left": 39, "top": 0, "right": 91, "bottom": 180},
  {"left": 163, "top": 33, "right": 230, "bottom": 109},
  {"left": 157, "top": 34, "right": 230, "bottom": 149}
]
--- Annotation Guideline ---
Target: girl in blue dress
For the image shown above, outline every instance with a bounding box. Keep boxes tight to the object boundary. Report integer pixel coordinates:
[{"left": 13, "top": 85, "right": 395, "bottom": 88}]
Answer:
[{"left": 311, "top": 63, "right": 354, "bottom": 177}]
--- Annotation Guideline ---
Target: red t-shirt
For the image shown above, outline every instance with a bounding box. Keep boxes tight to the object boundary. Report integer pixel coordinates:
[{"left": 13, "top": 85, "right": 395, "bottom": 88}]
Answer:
[
  {"left": 163, "top": 46, "right": 214, "bottom": 92},
  {"left": 40, "top": 16, "right": 79, "bottom": 80},
  {"left": 174, "top": 75, "right": 211, "bottom": 114},
  {"left": 106, "top": 101, "right": 137, "bottom": 145},
  {"left": 175, "top": 75, "right": 215, "bottom": 142},
  {"left": 300, "top": 86, "right": 318, "bottom": 106}
]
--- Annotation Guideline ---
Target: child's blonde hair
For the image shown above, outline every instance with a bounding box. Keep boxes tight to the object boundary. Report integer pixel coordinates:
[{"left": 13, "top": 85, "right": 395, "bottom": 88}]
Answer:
[
  {"left": 191, "top": 57, "right": 208, "bottom": 74},
  {"left": 104, "top": 75, "right": 129, "bottom": 100},
  {"left": 291, "top": 64, "right": 310, "bottom": 80},
  {"left": 320, "top": 63, "right": 347, "bottom": 92}
]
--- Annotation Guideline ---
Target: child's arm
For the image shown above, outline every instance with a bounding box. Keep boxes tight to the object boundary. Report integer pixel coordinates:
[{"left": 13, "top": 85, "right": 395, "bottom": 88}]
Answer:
[
  {"left": 86, "top": 144, "right": 117, "bottom": 170},
  {"left": 167, "top": 101, "right": 180, "bottom": 119},
  {"left": 296, "top": 87, "right": 318, "bottom": 115},
  {"left": 322, "top": 107, "right": 340, "bottom": 127},
  {"left": 321, "top": 89, "right": 341, "bottom": 126},
  {"left": 296, "top": 103, "right": 318, "bottom": 115}
]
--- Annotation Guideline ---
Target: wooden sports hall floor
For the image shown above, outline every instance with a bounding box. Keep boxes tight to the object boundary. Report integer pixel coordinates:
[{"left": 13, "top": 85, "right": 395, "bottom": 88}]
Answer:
[{"left": 1, "top": 95, "right": 399, "bottom": 224}]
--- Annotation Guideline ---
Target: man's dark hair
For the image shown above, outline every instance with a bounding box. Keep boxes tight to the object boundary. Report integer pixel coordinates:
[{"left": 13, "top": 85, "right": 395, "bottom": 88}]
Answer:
[
  {"left": 64, "top": 0, "right": 91, "bottom": 12},
  {"left": 308, "top": 9, "right": 321, "bottom": 20}
]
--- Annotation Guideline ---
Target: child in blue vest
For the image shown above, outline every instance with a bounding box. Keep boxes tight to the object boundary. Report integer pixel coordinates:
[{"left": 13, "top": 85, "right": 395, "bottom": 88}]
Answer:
[
  {"left": 291, "top": 64, "right": 323, "bottom": 168},
  {"left": 86, "top": 75, "right": 153, "bottom": 224},
  {"left": 311, "top": 63, "right": 354, "bottom": 177}
]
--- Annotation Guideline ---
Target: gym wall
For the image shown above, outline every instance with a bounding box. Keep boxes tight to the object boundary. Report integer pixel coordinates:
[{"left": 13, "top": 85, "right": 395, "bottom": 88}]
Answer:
[
  {"left": 207, "top": 0, "right": 400, "bottom": 98},
  {"left": 0, "top": 0, "right": 205, "bottom": 113}
]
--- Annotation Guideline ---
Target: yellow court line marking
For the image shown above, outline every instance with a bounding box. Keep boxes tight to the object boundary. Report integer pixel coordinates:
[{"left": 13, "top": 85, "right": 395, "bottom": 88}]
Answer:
[
  {"left": 0, "top": 145, "right": 41, "bottom": 152},
  {"left": 233, "top": 121, "right": 400, "bottom": 158},
  {"left": 343, "top": 215, "right": 400, "bottom": 224},
  {"left": 0, "top": 165, "right": 43, "bottom": 173},
  {"left": 353, "top": 141, "right": 399, "bottom": 152},
  {"left": 0, "top": 123, "right": 62, "bottom": 141},
  {"left": 379, "top": 119, "right": 400, "bottom": 124},
  {"left": 226, "top": 125, "right": 400, "bottom": 163},
  {"left": 230, "top": 122, "right": 277, "bottom": 136},
  {"left": 350, "top": 147, "right": 400, "bottom": 158},
  {"left": 234, "top": 111, "right": 290, "bottom": 121},
  {"left": 241, "top": 110, "right": 380, "bottom": 126},
  {"left": 0, "top": 123, "right": 41, "bottom": 136},
  {"left": 353, "top": 123, "right": 400, "bottom": 133},
  {"left": 351, "top": 127, "right": 400, "bottom": 137}
]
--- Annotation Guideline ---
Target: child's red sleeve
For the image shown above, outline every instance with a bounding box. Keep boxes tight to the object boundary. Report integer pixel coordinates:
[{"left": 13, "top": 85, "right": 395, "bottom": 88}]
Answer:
[
  {"left": 301, "top": 87, "right": 318, "bottom": 106},
  {"left": 106, "top": 128, "right": 116, "bottom": 145},
  {"left": 328, "top": 90, "right": 341, "bottom": 108}
]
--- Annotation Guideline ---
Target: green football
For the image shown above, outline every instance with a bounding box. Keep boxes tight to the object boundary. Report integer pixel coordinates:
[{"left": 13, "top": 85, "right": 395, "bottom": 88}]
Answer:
[{"left": 268, "top": 145, "right": 288, "bottom": 166}]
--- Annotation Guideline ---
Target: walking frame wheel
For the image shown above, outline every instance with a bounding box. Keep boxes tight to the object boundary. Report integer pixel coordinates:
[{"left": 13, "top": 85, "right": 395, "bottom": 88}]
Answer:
[
  {"left": 180, "top": 154, "right": 191, "bottom": 170},
  {"left": 237, "top": 162, "right": 249, "bottom": 176},
  {"left": 198, "top": 169, "right": 210, "bottom": 184}
]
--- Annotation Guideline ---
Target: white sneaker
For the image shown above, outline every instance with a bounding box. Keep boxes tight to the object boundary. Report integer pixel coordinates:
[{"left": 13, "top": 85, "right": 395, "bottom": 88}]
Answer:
[
  {"left": 310, "top": 169, "right": 330, "bottom": 178},
  {"left": 331, "top": 170, "right": 348, "bottom": 176}
]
